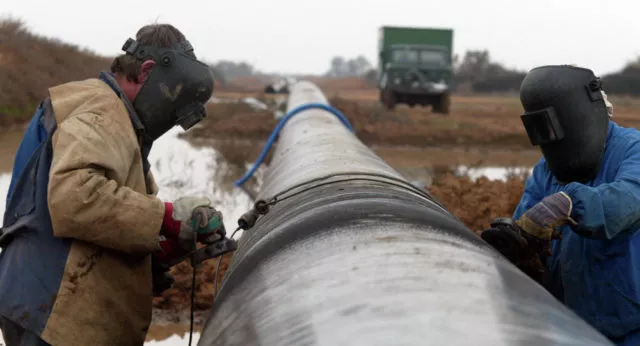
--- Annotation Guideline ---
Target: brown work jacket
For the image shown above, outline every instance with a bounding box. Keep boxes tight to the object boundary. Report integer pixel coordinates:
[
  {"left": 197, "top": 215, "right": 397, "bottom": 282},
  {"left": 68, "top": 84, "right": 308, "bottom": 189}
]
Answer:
[{"left": 41, "top": 77, "right": 165, "bottom": 346}]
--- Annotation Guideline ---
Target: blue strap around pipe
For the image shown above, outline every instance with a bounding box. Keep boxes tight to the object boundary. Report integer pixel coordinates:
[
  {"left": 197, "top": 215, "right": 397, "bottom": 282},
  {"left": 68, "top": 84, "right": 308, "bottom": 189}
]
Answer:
[{"left": 233, "top": 103, "right": 355, "bottom": 187}]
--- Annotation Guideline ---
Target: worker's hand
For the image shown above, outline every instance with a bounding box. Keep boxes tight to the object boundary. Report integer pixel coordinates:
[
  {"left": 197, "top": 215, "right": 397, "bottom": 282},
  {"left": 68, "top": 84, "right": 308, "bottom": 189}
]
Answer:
[
  {"left": 481, "top": 217, "right": 551, "bottom": 286},
  {"left": 155, "top": 234, "right": 188, "bottom": 263},
  {"left": 481, "top": 217, "right": 529, "bottom": 263},
  {"left": 516, "top": 191, "right": 577, "bottom": 241},
  {"left": 161, "top": 196, "right": 226, "bottom": 250},
  {"left": 483, "top": 192, "right": 573, "bottom": 259}
]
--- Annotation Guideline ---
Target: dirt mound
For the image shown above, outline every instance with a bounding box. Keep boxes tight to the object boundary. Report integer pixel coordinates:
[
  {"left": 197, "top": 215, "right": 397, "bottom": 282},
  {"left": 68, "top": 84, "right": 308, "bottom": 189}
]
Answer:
[
  {"left": 428, "top": 173, "right": 527, "bottom": 234},
  {"left": 0, "top": 18, "right": 112, "bottom": 126},
  {"left": 153, "top": 253, "right": 234, "bottom": 313}
]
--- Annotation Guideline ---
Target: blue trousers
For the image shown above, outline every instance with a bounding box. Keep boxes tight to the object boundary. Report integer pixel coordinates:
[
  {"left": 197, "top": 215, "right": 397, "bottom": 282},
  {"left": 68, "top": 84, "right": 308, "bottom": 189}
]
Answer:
[
  {"left": 609, "top": 329, "right": 640, "bottom": 346},
  {"left": 0, "top": 317, "right": 50, "bottom": 346}
]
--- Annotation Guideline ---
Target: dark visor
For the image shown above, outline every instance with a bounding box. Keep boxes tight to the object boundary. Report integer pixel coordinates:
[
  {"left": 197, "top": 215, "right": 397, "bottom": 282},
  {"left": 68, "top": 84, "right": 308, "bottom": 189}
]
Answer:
[
  {"left": 176, "top": 102, "right": 207, "bottom": 131},
  {"left": 520, "top": 107, "right": 564, "bottom": 146}
]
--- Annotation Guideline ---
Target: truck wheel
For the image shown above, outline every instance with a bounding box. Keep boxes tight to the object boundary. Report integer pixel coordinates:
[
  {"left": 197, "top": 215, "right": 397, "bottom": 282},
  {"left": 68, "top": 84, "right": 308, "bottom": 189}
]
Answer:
[
  {"left": 382, "top": 89, "right": 396, "bottom": 110},
  {"left": 433, "top": 93, "right": 451, "bottom": 115}
]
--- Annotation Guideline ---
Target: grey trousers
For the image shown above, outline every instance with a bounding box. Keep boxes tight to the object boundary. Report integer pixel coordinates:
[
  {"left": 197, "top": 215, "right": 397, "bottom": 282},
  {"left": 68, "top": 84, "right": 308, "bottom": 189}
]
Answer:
[{"left": 0, "top": 317, "right": 50, "bottom": 346}]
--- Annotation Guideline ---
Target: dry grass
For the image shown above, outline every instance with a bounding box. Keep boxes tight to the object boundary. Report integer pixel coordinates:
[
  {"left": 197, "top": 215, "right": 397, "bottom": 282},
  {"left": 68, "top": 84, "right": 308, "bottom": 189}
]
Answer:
[{"left": 0, "top": 17, "right": 112, "bottom": 126}]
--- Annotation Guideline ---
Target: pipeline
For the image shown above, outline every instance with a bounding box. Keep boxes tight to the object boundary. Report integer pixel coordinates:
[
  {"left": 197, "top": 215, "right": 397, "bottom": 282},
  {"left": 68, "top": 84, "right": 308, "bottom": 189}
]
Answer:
[{"left": 197, "top": 81, "right": 613, "bottom": 345}]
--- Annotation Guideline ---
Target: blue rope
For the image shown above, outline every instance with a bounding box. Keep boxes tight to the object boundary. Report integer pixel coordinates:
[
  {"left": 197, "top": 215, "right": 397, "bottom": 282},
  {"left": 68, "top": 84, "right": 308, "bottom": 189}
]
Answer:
[{"left": 233, "top": 103, "right": 354, "bottom": 187}]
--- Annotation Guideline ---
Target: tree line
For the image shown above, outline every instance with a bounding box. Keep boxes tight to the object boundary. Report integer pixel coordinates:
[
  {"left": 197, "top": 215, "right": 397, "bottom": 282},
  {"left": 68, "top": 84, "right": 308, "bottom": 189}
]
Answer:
[
  {"left": 450, "top": 51, "right": 640, "bottom": 96},
  {"left": 212, "top": 51, "right": 640, "bottom": 96}
]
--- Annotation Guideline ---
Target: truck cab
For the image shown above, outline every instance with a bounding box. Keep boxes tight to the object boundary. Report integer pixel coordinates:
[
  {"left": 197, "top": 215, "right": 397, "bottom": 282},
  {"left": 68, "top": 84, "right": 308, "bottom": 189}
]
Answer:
[{"left": 378, "top": 26, "right": 454, "bottom": 114}]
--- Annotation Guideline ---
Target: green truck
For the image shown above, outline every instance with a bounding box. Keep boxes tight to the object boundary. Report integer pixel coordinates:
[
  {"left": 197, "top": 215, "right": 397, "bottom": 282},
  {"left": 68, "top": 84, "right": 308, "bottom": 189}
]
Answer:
[{"left": 377, "top": 26, "right": 454, "bottom": 114}]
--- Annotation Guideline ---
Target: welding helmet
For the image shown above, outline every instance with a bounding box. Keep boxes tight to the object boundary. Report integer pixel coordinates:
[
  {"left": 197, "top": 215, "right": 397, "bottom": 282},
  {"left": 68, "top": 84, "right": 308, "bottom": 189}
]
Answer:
[
  {"left": 121, "top": 38, "right": 214, "bottom": 141},
  {"left": 519, "top": 65, "right": 610, "bottom": 184}
]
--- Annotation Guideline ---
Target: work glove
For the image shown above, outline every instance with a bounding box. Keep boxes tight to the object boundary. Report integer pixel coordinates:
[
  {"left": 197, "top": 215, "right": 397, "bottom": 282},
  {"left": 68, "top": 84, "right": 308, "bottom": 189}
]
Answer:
[
  {"left": 516, "top": 191, "right": 577, "bottom": 241},
  {"left": 159, "top": 196, "right": 226, "bottom": 255},
  {"left": 481, "top": 217, "right": 551, "bottom": 285},
  {"left": 481, "top": 192, "right": 575, "bottom": 285}
]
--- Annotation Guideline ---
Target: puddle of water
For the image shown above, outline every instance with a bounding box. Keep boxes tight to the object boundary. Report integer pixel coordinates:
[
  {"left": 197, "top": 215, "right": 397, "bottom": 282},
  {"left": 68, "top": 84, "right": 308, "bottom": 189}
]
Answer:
[
  {"left": 144, "top": 333, "right": 200, "bottom": 346},
  {"left": 455, "top": 165, "right": 532, "bottom": 181},
  {"left": 403, "top": 165, "right": 533, "bottom": 190},
  {"left": 0, "top": 127, "right": 255, "bottom": 230},
  {"left": 146, "top": 127, "right": 255, "bottom": 236}
]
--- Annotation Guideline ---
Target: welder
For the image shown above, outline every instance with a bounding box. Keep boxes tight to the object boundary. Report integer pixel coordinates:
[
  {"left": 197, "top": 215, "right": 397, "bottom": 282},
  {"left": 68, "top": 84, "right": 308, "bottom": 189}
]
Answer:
[
  {"left": 0, "top": 23, "right": 221, "bottom": 346},
  {"left": 481, "top": 65, "right": 640, "bottom": 346}
]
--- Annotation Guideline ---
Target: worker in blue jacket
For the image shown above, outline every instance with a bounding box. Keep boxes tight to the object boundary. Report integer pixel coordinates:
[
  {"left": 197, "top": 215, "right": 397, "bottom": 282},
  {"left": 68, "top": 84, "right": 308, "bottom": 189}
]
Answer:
[{"left": 481, "top": 65, "right": 640, "bottom": 346}]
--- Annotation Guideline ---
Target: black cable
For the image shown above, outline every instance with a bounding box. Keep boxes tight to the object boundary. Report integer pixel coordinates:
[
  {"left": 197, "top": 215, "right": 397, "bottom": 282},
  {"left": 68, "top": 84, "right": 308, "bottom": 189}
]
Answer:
[
  {"left": 212, "top": 226, "right": 242, "bottom": 302},
  {"left": 188, "top": 238, "right": 197, "bottom": 346},
  {"left": 230, "top": 226, "right": 242, "bottom": 240}
]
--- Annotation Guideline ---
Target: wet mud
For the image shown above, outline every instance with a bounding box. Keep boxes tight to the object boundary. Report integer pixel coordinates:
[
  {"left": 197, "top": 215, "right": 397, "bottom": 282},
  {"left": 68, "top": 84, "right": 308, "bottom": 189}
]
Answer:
[{"left": 428, "top": 172, "right": 527, "bottom": 234}]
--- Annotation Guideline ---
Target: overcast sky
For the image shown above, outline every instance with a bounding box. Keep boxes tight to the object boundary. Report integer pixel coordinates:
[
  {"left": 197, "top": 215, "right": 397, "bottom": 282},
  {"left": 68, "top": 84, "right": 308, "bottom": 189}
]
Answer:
[{"left": 3, "top": 0, "right": 639, "bottom": 76}]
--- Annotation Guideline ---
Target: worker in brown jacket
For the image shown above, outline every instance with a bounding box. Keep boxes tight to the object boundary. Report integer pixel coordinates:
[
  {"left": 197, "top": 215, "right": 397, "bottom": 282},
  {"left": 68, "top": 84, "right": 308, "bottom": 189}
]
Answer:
[{"left": 0, "top": 24, "right": 219, "bottom": 346}]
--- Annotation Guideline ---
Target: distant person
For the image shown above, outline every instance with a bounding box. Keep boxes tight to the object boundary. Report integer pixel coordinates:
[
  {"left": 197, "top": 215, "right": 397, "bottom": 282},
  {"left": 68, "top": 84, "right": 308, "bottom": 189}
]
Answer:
[
  {"left": 0, "top": 24, "right": 224, "bottom": 346},
  {"left": 481, "top": 64, "right": 640, "bottom": 346}
]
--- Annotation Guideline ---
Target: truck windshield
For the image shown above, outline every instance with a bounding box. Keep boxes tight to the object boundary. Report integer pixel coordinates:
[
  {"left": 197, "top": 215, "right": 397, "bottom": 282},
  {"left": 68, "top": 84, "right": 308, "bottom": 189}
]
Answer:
[
  {"left": 420, "top": 50, "right": 446, "bottom": 66},
  {"left": 391, "top": 49, "right": 419, "bottom": 63},
  {"left": 391, "top": 49, "right": 446, "bottom": 66}
]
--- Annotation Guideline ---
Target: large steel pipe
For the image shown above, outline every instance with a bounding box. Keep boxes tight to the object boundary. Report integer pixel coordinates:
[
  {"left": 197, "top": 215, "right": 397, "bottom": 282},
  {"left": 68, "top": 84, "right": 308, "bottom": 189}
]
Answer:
[{"left": 198, "top": 82, "right": 612, "bottom": 345}]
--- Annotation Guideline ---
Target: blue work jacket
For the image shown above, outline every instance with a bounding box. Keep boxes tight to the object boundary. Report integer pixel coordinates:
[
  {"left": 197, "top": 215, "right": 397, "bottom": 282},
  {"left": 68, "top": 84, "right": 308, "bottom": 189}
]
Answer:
[{"left": 513, "top": 120, "right": 640, "bottom": 345}]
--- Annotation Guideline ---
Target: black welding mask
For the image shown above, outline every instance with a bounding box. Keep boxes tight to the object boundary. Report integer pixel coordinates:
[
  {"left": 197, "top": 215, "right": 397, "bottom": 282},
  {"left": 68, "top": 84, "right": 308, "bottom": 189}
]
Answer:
[
  {"left": 519, "top": 65, "right": 610, "bottom": 184},
  {"left": 122, "top": 38, "right": 214, "bottom": 141}
]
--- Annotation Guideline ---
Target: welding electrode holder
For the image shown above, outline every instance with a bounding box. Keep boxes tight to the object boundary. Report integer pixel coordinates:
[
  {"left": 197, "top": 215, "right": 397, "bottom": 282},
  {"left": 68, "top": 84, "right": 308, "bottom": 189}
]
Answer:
[
  {"left": 188, "top": 237, "right": 238, "bottom": 267},
  {"left": 161, "top": 236, "right": 238, "bottom": 269},
  {"left": 238, "top": 199, "right": 270, "bottom": 230}
]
